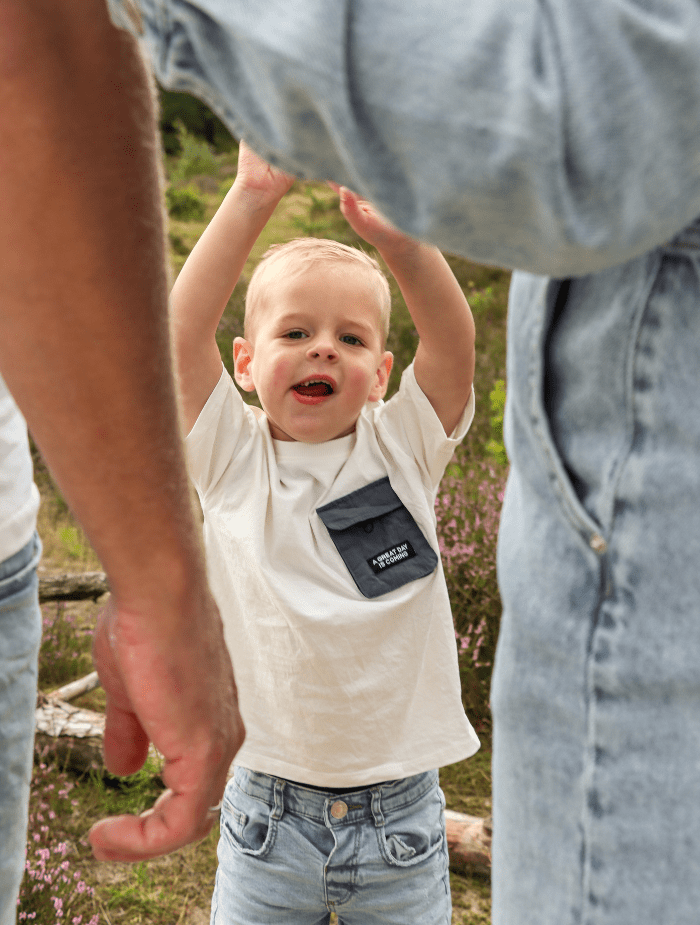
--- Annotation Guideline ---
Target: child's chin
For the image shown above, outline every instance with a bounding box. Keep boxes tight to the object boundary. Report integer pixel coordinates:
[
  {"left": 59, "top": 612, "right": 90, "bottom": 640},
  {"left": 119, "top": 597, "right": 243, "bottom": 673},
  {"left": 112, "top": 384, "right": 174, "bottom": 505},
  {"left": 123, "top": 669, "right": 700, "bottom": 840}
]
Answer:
[{"left": 298, "top": 423, "right": 357, "bottom": 443}]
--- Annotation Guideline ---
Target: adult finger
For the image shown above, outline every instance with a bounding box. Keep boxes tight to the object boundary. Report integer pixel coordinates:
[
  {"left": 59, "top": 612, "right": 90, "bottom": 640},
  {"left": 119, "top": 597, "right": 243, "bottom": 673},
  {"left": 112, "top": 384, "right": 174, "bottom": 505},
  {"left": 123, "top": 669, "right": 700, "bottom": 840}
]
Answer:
[
  {"left": 88, "top": 786, "right": 218, "bottom": 861},
  {"left": 92, "top": 605, "right": 150, "bottom": 775},
  {"left": 102, "top": 697, "right": 150, "bottom": 777}
]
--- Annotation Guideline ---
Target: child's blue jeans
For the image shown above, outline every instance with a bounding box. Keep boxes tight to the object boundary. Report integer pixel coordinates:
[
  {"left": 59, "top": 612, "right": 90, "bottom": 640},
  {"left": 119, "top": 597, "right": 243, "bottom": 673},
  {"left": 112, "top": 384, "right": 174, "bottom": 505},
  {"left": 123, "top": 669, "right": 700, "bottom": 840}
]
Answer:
[{"left": 211, "top": 766, "right": 451, "bottom": 925}]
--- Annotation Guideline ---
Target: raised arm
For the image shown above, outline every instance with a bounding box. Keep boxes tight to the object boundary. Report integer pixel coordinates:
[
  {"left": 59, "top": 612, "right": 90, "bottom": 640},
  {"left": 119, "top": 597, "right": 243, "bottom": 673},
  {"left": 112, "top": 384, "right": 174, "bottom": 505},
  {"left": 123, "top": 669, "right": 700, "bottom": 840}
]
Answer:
[
  {"left": 338, "top": 188, "right": 475, "bottom": 435},
  {"left": 170, "top": 142, "right": 295, "bottom": 431}
]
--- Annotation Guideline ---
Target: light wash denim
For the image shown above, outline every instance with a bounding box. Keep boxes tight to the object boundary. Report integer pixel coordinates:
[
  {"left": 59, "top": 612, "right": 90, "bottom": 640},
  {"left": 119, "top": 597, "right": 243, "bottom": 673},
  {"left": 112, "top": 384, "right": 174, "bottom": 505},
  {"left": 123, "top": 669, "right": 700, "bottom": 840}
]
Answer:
[
  {"left": 107, "top": 0, "right": 700, "bottom": 277},
  {"left": 212, "top": 767, "right": 450, "bottom": 925},
  {"left": 492, "top": 220, "right": 700, "bottom": 924},
  {"left": 105, "top": 2, "right": 700, "bottom": 921},
  {"left": 0, "top": 534, "right": 42, "bottom": 925},
  {"left": 492, "top": 222, "right": 700, "bottom": 925}
]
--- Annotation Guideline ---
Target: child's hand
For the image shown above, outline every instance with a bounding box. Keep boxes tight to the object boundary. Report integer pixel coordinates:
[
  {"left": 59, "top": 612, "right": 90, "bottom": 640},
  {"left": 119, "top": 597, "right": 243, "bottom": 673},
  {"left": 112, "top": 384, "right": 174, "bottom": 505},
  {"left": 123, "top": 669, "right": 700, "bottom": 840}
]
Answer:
[
  {"left": 235, "top": 140, "right": 295, "bottom": 202},
  {"left": 334, "top": 184, "right": 419, "bottom": 260},
  {"left": 334, "top": 184, "right": 475, "bottom": 437}
]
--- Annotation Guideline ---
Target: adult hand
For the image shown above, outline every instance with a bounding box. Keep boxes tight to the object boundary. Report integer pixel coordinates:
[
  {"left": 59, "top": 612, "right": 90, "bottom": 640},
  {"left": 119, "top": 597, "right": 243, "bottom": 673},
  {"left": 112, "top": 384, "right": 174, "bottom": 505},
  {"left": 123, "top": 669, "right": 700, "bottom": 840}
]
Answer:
[{"left": 88, "top": 587, "right": 244, "bottom": 862}]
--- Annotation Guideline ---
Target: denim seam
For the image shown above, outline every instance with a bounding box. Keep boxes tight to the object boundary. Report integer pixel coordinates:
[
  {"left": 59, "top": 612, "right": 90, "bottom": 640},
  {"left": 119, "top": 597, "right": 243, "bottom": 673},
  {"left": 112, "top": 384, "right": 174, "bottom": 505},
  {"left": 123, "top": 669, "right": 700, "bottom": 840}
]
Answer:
[
  {"left": 323, "top": 818, "right": 362, "bottom": 909},
  {"left": 529, "top": 282, "right": 602, "bottom": 545},
  {"left": 375, "top": 826, "right": 445, "bottom": 870},
  {"left": 272, "top": 779, "right": 285, "bottom": 821},
  {"left": 579, "top": 547, "right": 611, "bottom": 924},
  {"left": 577, "top": 263, "right": 663, "bottom": 922},
  {"left": 323, "top": 817, "right": 340, "bottom": 911},
  {"left": 600, "top": 252, "right": 664, "bottom": 535},
  {"left": 667, "top": 241, "right": 700, "bottom": 250},
  {"left": 210, "top": 862, "right": 220, "bottom": 924},
  {"left": 222, "top": 809, "right": 278, "bottom": 859}
]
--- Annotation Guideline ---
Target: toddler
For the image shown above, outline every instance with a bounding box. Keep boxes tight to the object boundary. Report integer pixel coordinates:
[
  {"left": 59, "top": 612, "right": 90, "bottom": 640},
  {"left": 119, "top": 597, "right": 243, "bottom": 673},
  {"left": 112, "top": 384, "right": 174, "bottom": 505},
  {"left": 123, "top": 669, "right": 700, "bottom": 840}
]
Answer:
[{"left": 170, "top": 142, "right": 479, "bottom": 925}]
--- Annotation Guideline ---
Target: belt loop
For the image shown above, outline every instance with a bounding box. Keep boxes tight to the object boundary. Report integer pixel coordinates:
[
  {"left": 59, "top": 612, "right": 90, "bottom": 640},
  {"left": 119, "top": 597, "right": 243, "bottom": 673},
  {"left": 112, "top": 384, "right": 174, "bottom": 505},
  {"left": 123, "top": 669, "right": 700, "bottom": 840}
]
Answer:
[
  {"left": 271, "top": 778, "right": 285, "bottom": 821},
  {"left": 370, "top": 787, "right": 384, "bottom": 829}
]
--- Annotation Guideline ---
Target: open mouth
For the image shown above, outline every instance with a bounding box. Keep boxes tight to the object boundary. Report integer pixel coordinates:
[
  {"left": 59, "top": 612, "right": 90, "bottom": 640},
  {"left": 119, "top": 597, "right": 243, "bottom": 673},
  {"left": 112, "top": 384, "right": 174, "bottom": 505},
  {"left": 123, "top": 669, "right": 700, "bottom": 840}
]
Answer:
[{"left": 292, "top": 378, "right": 335, "bottom": 397}]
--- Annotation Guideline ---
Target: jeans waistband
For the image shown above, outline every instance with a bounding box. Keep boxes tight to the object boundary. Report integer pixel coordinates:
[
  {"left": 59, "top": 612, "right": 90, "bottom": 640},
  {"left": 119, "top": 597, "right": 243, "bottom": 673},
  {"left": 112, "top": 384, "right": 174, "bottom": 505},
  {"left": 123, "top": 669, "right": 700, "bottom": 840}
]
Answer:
[{"left": 231, "top": 767, "right": 439, "bottom": 826}]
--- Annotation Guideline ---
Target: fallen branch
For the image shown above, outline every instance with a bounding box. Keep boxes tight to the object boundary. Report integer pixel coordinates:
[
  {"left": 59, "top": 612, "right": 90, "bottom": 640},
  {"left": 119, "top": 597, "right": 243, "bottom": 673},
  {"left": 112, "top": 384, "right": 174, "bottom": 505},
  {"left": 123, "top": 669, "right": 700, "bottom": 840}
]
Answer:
[
  {"left": 46, "top": 671, "right": 101, "bottom": 703},
  {"left": 36, "top": 695, "right": 105, "bottom": 739},
  {"left": 445, "top": 809, "right": 492, "bottom": 876},
  {"left": 34, "top": 695, "right": 160, "bottom": 777},
  {"left": 35, "top": 695, "right": 106, "bottom": 774},
  {"left": 38, "top": 571, "right": 109, "bottom": 603}
]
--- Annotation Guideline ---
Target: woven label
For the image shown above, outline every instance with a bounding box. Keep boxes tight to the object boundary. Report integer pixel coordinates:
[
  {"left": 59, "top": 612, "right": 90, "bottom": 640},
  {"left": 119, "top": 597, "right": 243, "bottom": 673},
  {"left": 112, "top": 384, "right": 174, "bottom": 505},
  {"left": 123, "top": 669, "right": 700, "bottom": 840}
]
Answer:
[{"left": 368, "top": 541, "right": 416, "bottom": 574}]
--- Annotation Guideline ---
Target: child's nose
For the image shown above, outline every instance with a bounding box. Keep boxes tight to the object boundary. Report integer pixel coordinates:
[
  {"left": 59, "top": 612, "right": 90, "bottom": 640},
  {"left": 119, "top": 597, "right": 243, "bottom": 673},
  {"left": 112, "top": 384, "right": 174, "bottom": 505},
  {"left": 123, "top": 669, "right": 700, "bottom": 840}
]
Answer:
[{"left": 307, "top": 337, "right": 338, "bottom": 360}]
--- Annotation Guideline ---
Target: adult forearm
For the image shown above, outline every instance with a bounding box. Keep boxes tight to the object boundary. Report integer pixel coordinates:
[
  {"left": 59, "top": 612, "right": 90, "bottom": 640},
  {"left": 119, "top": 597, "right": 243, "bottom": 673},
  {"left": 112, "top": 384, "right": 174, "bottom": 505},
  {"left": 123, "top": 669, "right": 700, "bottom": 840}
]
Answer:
[
  {"left": 0, "top": 1, "right": 202, "bottom": 610},
  {"left": 0, "top": 4, "right": 245, "bottom": 860}
]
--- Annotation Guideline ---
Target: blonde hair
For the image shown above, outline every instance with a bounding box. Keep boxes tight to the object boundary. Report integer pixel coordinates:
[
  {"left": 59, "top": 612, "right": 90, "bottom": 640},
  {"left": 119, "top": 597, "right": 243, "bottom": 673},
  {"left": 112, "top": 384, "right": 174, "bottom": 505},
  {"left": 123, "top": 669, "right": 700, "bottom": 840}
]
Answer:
[{"left": 244, "top": 238, "right": 391, "bottom": 344}]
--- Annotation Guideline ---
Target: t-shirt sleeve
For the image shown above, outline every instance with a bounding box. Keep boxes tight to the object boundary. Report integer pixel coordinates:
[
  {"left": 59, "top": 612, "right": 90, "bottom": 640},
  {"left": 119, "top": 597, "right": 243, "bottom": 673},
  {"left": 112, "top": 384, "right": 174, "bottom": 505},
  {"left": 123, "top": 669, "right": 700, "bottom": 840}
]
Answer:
[
  {"left": 374, "top": 362, "right": 475, "bottom": 492},
  {"left": 185, "top": 365, "right": 260, "bottom": 500}
]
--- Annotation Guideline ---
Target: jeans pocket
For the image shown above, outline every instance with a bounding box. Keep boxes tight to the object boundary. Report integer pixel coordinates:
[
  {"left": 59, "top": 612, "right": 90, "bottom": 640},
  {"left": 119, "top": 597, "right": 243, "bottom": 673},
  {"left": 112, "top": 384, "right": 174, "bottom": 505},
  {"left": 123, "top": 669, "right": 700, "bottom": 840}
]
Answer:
[
  {"left": 221, "top": 786, "right": 277, "bottom": 858},
  {"left": 377, "top": 785, "right": 447, "bottom": 869},
  {"left": 317, "top": 477, "right": 438, "bottom": 598}
]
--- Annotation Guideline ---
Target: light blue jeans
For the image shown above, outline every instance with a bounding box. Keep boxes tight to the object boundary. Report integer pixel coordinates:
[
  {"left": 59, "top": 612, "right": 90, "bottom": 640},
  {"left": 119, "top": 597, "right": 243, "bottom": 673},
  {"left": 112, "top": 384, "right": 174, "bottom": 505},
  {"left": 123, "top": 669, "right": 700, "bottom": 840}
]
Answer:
[
  {"left": 104, "top": 2, "right": 700, "bottom": 921},
  {"left": 493, "top": 219, "right": 700, "bottom": 924},
  {"left": 211, "top": 767, "right": 450, "bottom": 925},
  {"left": 0, "top": 534, "right": 42, "bottom": 925}
]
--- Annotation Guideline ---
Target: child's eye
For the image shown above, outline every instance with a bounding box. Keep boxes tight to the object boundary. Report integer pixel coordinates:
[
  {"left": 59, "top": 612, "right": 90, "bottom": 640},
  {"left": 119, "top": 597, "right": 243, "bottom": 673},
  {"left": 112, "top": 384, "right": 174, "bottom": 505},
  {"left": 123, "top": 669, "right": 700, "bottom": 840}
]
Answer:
[
  {"left": 341, "top": 334, "right": 363, "bottom": 346},
  {"left": 285, "top": 330, "right": 308, "bottom": 340}
]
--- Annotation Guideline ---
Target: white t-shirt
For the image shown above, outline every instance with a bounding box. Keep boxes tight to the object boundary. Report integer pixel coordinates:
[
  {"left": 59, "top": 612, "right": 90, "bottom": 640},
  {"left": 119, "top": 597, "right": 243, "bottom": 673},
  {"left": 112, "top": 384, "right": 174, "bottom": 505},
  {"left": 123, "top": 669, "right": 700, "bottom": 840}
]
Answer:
[
  {"left": 0, "top": 373, "right": 39, "bottom": 563},
  {"left": 186, "top": 362, "right": 480, "bottom": 786}
]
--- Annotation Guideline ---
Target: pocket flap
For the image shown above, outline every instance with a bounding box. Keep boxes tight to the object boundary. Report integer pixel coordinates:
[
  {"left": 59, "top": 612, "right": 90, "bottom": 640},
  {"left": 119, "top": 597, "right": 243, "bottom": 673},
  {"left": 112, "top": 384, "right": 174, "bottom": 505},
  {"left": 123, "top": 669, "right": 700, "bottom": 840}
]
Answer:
[
  {"left": 317, "top": 477, "right": 402, "bottom": 530},
  {"left": 317, "top": 477, "right": 438, "bottom": 599}
]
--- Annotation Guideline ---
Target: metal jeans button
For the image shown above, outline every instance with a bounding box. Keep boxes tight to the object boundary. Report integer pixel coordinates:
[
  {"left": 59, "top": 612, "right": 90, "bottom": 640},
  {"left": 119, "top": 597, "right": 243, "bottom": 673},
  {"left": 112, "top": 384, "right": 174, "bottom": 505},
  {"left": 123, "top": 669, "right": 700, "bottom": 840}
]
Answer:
[{"left": 330, "top": 800, "right": 348, "bottom": 819}]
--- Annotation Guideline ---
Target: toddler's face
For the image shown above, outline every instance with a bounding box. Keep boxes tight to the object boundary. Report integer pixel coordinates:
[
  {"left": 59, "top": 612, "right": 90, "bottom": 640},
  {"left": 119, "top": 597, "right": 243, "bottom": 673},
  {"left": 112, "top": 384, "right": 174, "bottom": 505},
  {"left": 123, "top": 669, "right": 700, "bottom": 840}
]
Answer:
[{"left": 234, "top": 263, "right": 392, "bottom": 443}]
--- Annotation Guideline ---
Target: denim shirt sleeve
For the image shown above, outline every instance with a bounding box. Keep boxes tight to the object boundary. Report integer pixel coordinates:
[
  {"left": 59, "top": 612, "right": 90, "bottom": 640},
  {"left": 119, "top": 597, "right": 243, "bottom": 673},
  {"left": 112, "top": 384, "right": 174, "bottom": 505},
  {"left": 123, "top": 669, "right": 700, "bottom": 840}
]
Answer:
[{"left": 109, "top": 0, "right": 700, "bottom": 276}]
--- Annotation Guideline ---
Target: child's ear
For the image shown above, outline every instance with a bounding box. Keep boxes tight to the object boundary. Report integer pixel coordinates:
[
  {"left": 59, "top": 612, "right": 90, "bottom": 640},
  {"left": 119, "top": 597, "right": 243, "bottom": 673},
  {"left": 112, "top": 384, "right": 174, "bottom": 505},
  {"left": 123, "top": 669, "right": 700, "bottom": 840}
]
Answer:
[
  {"left": 233, "top": 337, "right": 256, "bottom": 392},
  {"left": 369, "top": 351, "right": 393, "bottom": 402}
]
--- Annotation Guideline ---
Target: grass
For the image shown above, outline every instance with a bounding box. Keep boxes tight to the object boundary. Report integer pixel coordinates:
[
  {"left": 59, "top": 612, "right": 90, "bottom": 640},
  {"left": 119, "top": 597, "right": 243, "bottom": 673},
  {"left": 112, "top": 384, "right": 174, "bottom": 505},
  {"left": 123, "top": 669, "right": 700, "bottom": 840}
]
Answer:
[
  {"left": 20, "top": 754, "right": 219, "bottom": 925},
  {"left": 24, "top": 128, "right": 510, "bottom": 925}
]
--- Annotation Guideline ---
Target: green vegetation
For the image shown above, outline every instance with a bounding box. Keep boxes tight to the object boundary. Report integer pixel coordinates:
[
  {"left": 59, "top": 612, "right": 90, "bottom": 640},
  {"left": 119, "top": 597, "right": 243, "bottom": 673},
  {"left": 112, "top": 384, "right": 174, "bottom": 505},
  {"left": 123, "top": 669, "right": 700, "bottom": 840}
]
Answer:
[
  {"left": 159, "top": 90, "right": 237, "bottom": 156},
  {"left": 39, "top": 602, "right": 94, "bottom": 690},
  {"left": 486, "top": 379, "right": 508, "bottom": 466},
  {"left": 20, "top": 755, "right": 219, "bottom": 925},
  {"left": 166, "top": 185, "right": 206, "bottom": 221},
  {"left": 167, "top": 120, "right": 219, "bottom": 184},
  {"left": 25, "top": 101, "right": 510, "bottom": 925},
  {"left": 58, "top": 526, "right": 88, "bottom": 561}
]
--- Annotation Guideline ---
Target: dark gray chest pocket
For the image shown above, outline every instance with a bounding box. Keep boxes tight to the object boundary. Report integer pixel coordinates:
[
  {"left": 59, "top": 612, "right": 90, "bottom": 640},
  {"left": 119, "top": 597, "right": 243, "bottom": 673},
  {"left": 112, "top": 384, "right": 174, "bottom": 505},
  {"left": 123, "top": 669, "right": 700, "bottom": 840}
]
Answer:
[{"left": 316, "top": 477, "right": 438, "bottom": 599}]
